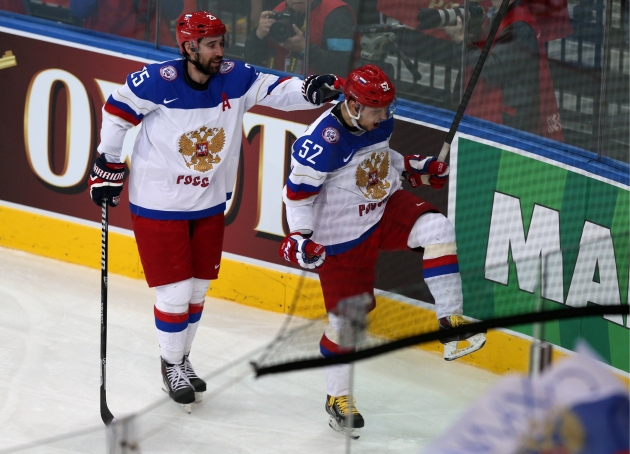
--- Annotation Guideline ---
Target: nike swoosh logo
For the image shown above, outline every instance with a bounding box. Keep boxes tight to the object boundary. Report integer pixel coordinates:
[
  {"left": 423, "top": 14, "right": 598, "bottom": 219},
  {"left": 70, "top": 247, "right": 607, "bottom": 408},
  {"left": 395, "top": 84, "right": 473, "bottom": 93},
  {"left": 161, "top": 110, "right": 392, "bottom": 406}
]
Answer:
[
  {"left": 214, "top": 264, "right": 220, "bottom": 269},
  {"left": 416, "top": 203, "right": 425, "bottom": 206},
  {"left": 163, "top": 98, "right": 178, "bottom": 104},
  {"left": 342, "top": 151, "right": 354, "bottom": 163}
]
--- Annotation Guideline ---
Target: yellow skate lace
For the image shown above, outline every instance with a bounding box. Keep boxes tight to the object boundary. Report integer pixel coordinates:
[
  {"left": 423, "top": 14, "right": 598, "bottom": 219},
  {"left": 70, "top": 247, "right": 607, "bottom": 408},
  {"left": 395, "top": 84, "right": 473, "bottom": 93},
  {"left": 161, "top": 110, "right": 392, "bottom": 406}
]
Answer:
[
  {"left": 331, "top": 396, "right": 361, "bottom": 416},
  {"left": 447, "top": 315, "right": 470, "bottom": 328}
]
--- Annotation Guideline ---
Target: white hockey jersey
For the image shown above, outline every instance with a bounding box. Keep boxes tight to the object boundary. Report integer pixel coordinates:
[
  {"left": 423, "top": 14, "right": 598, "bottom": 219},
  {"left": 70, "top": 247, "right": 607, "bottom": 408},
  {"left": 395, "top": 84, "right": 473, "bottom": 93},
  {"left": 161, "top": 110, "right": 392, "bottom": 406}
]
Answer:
[
  {"left": 98, "top": 58, "right": 317, "bottom": 220},
  {"left": 283, "top": 106, "right": 405, "bottom": 255}
]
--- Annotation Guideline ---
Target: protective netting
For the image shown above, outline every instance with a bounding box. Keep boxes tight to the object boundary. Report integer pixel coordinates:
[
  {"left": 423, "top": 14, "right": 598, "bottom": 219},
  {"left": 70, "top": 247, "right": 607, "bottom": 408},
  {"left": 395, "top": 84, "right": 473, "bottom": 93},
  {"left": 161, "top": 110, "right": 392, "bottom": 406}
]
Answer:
[
  {"left": 251, "top": 237, "right": 630, "bottom": 376},
  {"left": 5, "top": 0, "right": 625, "bottom": 162},
  {"left": 217, "top": 0, "right": 628, "bottom": 164},
  {"left": 0, "top": 1, "right": 627, "bottom": 452}
]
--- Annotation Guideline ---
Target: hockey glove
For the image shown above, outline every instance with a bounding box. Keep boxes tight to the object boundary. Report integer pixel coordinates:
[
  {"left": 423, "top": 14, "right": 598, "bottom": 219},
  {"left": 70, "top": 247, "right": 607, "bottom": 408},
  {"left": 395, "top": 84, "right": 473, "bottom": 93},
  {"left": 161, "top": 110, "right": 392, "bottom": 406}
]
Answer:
[
  {"left": 279, "top": 232, "right": 326, "bottom": 270},
  {"left": 302, "top": 74, "right": 343, "bottom": 106},
  {"left": 404, "top": 155, "right": 449, "bottom": 190},
  {"left": 88, "top": 154, "right": 126, "bottom": 207}
]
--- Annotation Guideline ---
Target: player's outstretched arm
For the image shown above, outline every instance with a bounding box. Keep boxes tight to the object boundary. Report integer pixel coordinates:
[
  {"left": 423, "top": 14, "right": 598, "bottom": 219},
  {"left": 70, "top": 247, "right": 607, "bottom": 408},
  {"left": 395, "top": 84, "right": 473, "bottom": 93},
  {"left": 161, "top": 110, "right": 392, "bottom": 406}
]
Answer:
[{"left": 248, "top": 70, "right": 342, "bottom": 111}]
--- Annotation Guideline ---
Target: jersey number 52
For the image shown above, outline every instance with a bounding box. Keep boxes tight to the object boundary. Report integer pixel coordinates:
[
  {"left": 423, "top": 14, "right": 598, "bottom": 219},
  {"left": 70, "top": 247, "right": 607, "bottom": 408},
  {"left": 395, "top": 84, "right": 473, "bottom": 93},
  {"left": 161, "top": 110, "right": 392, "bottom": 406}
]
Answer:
[{"left": 297, "top": 140, "right": 323, "bottom": 165}]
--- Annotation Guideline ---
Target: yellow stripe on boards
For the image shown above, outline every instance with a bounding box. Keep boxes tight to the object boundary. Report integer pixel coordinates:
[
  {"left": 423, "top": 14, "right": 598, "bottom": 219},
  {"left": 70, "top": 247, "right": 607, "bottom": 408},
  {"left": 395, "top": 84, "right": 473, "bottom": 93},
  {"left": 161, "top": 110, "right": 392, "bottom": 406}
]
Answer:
[
  {"left": 0, "top": 205, "right": 142, "bottom": 279},
  {"left": 1, "top": 203, "right": 627, "bottom": 387}
]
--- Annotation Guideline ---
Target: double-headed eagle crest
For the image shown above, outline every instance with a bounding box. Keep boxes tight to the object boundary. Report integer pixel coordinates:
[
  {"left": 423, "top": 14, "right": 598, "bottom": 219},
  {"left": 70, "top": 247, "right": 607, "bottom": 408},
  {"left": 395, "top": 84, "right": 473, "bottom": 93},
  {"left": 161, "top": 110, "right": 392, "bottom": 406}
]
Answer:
[
  {"left": 355, "top": 151, "right": 391, "bottom": 200},
  {"left": 178, "top": 126, "right": 226, "bottom": 172}
]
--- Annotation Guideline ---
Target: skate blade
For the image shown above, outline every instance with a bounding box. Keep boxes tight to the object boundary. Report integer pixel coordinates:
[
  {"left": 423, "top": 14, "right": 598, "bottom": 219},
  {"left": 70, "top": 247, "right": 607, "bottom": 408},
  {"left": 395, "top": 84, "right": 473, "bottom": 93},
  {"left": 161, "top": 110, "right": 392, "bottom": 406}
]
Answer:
[
  {"left": 443, "top": 333, "right": 486, "bottom": 361},
  {"left": 162, "top": 386, "right": 195, "bottom": 413},
  {"left": 328, "top": 416, "right": 360, "bottom": 439},
  {"left": 194, "top": 392, "right": 203, "bottom": 403}
]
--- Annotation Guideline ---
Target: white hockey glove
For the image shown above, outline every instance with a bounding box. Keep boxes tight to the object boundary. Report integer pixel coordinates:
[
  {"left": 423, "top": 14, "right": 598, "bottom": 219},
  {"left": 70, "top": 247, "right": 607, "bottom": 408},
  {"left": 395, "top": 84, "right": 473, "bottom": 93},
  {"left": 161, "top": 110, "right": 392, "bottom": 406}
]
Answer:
[{"left": 279, "top": 231, "right": 326, "bottom": 269}]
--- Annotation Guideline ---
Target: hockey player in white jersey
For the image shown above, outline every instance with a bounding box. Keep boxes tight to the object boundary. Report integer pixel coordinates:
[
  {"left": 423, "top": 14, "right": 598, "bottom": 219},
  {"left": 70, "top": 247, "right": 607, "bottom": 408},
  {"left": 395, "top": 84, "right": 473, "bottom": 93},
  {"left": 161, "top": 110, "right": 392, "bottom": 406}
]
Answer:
[
  {"left": 279, "top": 64, "right": 487, "bottom": 438},
  {"left": 88, "top": 10, "right": 340, "bottom": 413}
]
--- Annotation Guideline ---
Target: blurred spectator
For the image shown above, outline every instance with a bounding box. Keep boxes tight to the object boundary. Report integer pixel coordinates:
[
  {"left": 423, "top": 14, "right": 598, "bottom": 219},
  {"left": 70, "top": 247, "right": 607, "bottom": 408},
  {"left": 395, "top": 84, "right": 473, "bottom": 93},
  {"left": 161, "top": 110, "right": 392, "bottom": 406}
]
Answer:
[
  {"left": 424, "top": 342, "right": 630, "bottom": 454},
  {"left": 0, "top": 0, "right": 27, "bottom": 14},
  {"left": 443, "top": 0, "right": 563, "bottom": 140},
  {"left": 524, "top": 0, "right": 572, "bottom": 42},
  {"left": 249, "top": 0, "right": 283, "bottom": 28},
  {"left": 625, "top": 0, "right": 629, "bottom": 44},
  {"left": 70, "top": 0, "right": 184, "bottom": 47},
  {"left": 244, "top": 0, "right": 356, "bottom": 75},
  {"left": 376, "top": 0, "right": 570, "bottom": 42},
  {"left": 377, "top": 0, "right": 493, "bottom": 41}
]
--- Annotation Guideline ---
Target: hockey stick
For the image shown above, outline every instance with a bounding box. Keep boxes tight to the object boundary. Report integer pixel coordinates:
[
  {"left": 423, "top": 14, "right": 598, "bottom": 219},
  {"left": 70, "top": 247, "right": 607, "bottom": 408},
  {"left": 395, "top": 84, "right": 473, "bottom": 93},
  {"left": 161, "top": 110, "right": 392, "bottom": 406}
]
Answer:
[
  {"left": 319, "top": 84, "right": 343, "bottom": 103},
  {"left": 100, "top": 196, "right": 116, "bottom": 426},
  {"left": 419, "top": 0, "right": 511, "bottom": 185},
  {"left": 253, "top": 303, "right": 629, "bottom": 376}
]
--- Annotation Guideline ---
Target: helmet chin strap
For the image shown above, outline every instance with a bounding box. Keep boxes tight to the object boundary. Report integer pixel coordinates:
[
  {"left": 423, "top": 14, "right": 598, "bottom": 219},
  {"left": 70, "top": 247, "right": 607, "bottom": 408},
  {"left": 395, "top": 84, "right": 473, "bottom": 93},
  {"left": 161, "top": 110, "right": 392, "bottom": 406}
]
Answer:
[
  {"left": 187, "top": 38, "right": 201, "bottom": 55},
  {"left": 344, "top": 100, "right": 365, "bottom": 131}
]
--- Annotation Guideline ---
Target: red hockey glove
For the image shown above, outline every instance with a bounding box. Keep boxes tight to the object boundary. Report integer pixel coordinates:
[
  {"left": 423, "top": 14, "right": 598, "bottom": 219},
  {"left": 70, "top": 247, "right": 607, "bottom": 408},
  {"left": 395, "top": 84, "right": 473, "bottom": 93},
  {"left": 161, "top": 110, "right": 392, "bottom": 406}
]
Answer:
[
  {"left": 404, "top": 155, "right": 450, "bottom": 190},
  {"left": 279, "top": 232, "right": 326, "bottom": 270},
  {"left": 302, "top": 74, "right": 344, "bottom": 106},
  {"left": 88, "top": 154, "right": 126, "bottom": 207}
]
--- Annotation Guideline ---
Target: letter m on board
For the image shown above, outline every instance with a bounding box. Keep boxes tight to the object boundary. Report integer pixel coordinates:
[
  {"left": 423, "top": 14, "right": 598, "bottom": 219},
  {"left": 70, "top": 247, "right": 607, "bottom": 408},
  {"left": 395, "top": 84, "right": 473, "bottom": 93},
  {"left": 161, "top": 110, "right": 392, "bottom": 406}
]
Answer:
[{"left": 484, "top": 192, "right": 564, "bottom": 303}]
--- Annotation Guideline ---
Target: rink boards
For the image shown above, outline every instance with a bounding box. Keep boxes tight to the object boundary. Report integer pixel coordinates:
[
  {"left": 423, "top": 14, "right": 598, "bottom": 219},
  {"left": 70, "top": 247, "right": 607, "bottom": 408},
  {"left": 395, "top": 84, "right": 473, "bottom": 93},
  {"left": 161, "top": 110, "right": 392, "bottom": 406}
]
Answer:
[
  {"left": 1, "top": 199, "right": 627, "bottom": 385},
  {"left": 0, "top": 199, "right": 541, "bottom": 376},
  {"left": 0, "top": 15, "right": 628, "bottom": 383}
]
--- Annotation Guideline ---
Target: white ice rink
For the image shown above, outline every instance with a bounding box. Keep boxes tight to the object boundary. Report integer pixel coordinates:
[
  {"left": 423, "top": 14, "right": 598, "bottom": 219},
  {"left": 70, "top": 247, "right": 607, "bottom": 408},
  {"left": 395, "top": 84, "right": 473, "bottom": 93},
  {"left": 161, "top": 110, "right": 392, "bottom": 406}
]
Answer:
[{"left": 0, "top": 246, "right": 500, "bottom": 453}]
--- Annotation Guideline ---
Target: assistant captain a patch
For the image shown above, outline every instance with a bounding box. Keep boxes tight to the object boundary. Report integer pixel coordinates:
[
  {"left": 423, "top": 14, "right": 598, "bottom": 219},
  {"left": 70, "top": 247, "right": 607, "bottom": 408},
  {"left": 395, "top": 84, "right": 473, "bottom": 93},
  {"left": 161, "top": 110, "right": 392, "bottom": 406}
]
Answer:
[
  {"left": 322, "top": 127, "right": 340, "bottom": 144},
  {"left": 159, "top": 65, "right": 178, "bottom": 81}
]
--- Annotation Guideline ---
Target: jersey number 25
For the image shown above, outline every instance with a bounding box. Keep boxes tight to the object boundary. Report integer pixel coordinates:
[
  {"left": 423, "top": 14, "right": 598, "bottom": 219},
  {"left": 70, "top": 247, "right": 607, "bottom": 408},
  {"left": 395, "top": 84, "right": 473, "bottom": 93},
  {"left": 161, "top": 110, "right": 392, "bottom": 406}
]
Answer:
[{"left": 131, "top": 67, "right": 150, "bottom": 87}]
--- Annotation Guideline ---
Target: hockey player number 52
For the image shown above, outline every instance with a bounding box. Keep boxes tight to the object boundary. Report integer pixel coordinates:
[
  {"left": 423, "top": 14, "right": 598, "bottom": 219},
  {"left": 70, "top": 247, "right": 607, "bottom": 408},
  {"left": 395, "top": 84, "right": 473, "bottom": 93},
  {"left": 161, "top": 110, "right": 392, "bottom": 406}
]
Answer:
[{"left": 298, "top": 140, "right": 323, "bottom": 165}]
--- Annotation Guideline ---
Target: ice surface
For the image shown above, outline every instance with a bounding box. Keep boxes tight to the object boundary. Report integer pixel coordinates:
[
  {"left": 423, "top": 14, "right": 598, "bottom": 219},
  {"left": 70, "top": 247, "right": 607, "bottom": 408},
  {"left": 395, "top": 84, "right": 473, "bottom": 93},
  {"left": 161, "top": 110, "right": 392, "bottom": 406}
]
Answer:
[{"left": 0, "top": 246, "right": 499, "bottom": 453}]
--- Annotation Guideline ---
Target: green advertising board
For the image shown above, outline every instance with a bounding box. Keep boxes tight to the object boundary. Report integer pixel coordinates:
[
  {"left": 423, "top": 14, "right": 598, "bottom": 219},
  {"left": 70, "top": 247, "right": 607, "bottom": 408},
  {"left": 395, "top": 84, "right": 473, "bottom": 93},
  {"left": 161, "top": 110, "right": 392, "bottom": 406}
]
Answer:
[{"left": 454, "top": 138, "right": 629, "bottom": 373}]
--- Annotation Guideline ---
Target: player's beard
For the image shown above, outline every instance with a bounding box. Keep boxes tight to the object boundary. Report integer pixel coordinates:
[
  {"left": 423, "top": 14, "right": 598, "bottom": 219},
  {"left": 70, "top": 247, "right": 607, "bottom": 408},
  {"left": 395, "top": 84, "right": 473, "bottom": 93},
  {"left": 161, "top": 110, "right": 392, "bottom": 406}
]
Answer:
[{"left": 189, "top": 55, "right": 222, "bottom": 76}]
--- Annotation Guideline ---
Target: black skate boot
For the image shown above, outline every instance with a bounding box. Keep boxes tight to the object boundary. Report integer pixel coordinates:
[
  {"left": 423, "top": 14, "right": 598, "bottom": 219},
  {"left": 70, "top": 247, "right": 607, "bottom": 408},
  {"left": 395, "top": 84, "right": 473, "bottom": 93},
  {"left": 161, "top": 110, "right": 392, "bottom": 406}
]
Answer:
[
  {"left": 438, "top": 315, "right": 486, "bottom": 361},
  {"left": 161, "top": 357, "right": 195, "bottom": 413},
  {"left": 182, "top": 353, "right": 206, "bottom": 403},
  {"left": 325, "top": 395, "right": 364, "bottom": 439}
]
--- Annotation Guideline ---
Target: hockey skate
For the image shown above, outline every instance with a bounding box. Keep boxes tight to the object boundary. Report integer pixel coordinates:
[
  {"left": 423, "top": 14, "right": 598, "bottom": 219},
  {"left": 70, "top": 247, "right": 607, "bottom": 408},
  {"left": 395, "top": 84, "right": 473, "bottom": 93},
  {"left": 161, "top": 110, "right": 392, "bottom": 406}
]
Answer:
[
  {"left": 161, "top": 357, "right": 195, "bottom": 413},
  {"left": 439, "top": 315, "right": 486, "bottom": 361},
  {"left": 182, "top": 354, "right": 206, "bottom": 403},
  {"left": 325, "top": 395, "right": 365, "bottom": 439}
]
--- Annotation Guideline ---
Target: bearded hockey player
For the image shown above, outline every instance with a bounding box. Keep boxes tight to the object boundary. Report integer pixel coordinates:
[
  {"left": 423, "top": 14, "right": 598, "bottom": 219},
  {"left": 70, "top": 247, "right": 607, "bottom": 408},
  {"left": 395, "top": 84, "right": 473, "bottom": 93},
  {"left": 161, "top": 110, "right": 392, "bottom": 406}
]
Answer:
[
  {"left": 279, "top": 64, "right": 486, "bottom": 438},
  {"left": 89, "top": 10, "right": 339, "bottom": 413}
]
